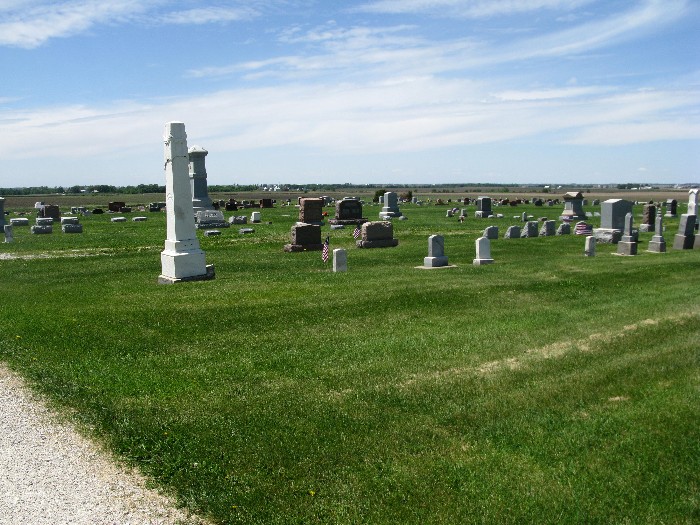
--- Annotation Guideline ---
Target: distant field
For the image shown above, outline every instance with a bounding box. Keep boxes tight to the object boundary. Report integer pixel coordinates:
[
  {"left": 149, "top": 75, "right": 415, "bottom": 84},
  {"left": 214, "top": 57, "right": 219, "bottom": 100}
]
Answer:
[
  {"left": 3, "top": 186, "right": 692, "bottom": 211},
  {"left": 1, "top": 198, "right": 698, "bottom": 524}
]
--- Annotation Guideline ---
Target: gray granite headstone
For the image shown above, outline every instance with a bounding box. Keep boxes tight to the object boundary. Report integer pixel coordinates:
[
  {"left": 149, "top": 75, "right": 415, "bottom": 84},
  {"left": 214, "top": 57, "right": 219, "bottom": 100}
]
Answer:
[
  {"left": 672, "top": 214, "right": 696, "bottom": 249},
  {"left": 584, "top": 236, "right": 596, "bottom": 257},
  {"left": 664, "top": 199, "right": 677, "bottom": 218},
  {"left": 688, "top": 189, "right": 698, "bottom": 216},
  {"left": 483, "top": 226, "right": 498, "bottom": 239},
  {"left": 473, "top": 236, "right": 493, "bottom": 266},
  {"left": 379, "top": 192, "right": 402, "bottom": 219},
  {"left": 189, "top": 145, "right": 215, "bottom": 213},
  {"left": 0, "top": 197, "right": 5, "bottom": 228},
  {"left": 556, "top": 223, "right": 571, "bottom": 235},
  {"left": 4, "top": 224, "right": 13, "bottom": 243},
  {"left": 333, "top": 248, "right": 348, "bottom": 272},
  {"left": 521, "top": 221, "right": 538, "bottom": 238},
  {"left": 539, "top": 220, "right": 555, "bottom": 237},
  {"left": 10, "top": 218, "right": 29, "bottom": 226},
  {"left": 475, "top": 196, "right": 492, "bottom": 218},
  {"left": 617, "top": 213, "right": 637, "bottom": 255},
  {"left": 600, "top": 199, "right": 633, "bottom": 231},
  {"left": 504, "top": 225, "right": 520, "bottom": 239},
  {"left": 423, "top": 234, "right": 449, "bottom": 267}
]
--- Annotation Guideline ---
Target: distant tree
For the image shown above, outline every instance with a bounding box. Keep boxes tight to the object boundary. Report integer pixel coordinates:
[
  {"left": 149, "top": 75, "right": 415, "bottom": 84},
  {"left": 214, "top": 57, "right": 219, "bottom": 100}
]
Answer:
[{"left": 373, "top": 189, "right": 387, "bottom": 202}]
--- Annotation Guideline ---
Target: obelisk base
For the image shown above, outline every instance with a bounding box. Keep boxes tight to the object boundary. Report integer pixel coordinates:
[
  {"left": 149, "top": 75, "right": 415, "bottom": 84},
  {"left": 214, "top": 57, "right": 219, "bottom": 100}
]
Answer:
[{"left": 159, "top": 242, "right": 214, "bottom": 284}]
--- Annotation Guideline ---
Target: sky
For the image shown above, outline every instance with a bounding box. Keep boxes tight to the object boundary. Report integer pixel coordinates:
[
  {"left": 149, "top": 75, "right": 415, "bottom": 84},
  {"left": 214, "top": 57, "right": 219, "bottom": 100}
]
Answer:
[{"left": 1, "top": 0, "right": 699, "bottom": 188}]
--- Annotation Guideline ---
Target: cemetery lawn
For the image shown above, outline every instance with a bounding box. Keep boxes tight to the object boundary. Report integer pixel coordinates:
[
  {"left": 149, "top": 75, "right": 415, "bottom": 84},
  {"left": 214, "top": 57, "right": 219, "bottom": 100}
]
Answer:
[{"left": 1, "top": 201, "right": 699, "bottom": 524}]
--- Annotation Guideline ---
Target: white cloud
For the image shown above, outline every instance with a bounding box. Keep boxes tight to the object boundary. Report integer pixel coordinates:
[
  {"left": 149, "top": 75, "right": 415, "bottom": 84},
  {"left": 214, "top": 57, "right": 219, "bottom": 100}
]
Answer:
[
  {"left": 0, "top": 0, "right": 263, "bottom": 48},
  {"left": 354, "top": 0, "right": 595, "bottom": 18},
  {"left": 188, "top": 1, "right": 688, "bottom": 84},
  {"left": 0, "top": 1, "right": 152, "bottom": 48},
  {"left": 0, "top": 77, "right": 697, "bottom": 162},
  {"left": 158, "top": 6, "right": 259, "bottom": 25}
]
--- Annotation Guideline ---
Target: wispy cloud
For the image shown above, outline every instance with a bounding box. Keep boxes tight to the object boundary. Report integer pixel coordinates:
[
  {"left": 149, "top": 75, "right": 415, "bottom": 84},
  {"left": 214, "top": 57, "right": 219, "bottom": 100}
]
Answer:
[
  {"left": 0, "top": 0, "right": 263, "bottom": 48},
  {"left": 158, "top": 6, "right": 259, "bottom": 25},
  {"left": 189, "top": 1, "right": 689, "bottom": 83},
  {"left": 354, "top": 0, "right": 595, "bottom": 18},
  {"left": 1, "top": 77, "right": 697, "bottom": 161},
  {"left": 0, "top": 1, "right": 152, "bottom": 48}
]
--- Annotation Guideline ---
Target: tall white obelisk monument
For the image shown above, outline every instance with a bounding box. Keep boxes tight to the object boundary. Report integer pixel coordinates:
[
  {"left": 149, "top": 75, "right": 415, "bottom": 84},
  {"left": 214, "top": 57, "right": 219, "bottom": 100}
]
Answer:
[{"left": 158, "top": 121, "right": 214, "bottom": 283}]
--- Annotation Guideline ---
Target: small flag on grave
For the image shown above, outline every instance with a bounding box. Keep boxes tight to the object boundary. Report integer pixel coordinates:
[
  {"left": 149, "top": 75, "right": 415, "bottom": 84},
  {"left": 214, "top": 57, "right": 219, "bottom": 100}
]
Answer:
[
  {"left": 322, "top": 235, "right": 330, "bottom": 262},
  {"left": 353, "top": 225, "right": 361, "bottom": 239}
]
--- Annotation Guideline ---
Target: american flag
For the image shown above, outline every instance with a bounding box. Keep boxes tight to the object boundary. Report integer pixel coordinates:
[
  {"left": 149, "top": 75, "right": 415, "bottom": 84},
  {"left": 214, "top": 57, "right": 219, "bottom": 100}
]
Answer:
[
  {"left": 353, "top": 225, "right": 361, "bottom": 239},
  {"left": 321, "top": 235, "right": 330, "bottom": 262}
]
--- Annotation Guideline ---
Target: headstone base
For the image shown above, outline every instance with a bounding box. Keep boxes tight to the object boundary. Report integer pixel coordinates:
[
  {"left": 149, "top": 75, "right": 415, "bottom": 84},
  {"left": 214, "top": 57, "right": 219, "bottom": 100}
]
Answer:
[
  {"left": 639, "top": 224, "right": 654, "bottom": 233},
  {"left": 160, "top": 247, "right": 209, "bottom": 281},
  {"left": 473, "top": 258, "right": 494, "bottom": 266},
  {"left": 284, "top": 243, "right": 324, "bottom": 252},
  {"left": 423, "top": 256, "right": 449, "bottom": 268},
  {"left": 329, "top": 218, "right": 367, "bottom": 226},
  {"left": 474, "top": 211, "right": 492, "bottom": 218},
  {"left": 672, "top": 234, "right": 694, "bottom": 250},
  {"left": 356, "top": 239, "right": 399, "bottom": 248},
  {"left": 647, "top": 238, "right": 666, "bottom": 253},
  {"left": 62, "top": 224, "right": 83, "bottom": 233},
  {"left": 196, "top": 222, "right": 229, "bottom": 229},
  {"left": 593, "top": 228, "right": 622, "bottom": 244},
  {"left": 31, "top": 225, "right": 52, "bottom": 234},
  {"left": 158, "top": 264, "right": 215, "bottom": 284},
  {"left": 616, "top": 241, "right": 638, "bottom": 256},
  {"left": 378, "top": 212, "right": 401, "bottom": 220}
]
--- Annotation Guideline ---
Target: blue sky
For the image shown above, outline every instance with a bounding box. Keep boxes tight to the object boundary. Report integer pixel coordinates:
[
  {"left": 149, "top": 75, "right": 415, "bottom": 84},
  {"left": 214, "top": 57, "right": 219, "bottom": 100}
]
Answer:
[{"left": 1, "top": 0, "right": 698, "bottom": 187}]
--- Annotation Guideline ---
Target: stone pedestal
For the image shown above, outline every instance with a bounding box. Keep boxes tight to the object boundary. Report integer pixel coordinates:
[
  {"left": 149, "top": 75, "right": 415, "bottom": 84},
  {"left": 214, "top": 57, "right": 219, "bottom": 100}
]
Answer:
[
  {"left": 560, "top": 192, "right": 586, "bottom": 220},
  {"left": 159, "top": 122, "right": 214, "bottom": 283},
  {"left": 473, "top": 237, "right": 494, "bottom": 266}
]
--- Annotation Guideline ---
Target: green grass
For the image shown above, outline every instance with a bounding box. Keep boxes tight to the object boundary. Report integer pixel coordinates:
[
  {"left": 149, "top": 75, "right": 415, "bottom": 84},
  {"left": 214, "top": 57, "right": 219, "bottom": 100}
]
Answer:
[{"left": 1, "top": 202, "right": 698, "bottom": 524}]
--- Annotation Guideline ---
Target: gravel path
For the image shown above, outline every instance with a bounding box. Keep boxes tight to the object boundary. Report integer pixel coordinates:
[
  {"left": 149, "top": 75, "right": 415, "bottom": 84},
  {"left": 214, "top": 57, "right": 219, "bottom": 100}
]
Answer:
[{"left": 0, "top": 363, "right": 208, "bottom": 525}]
